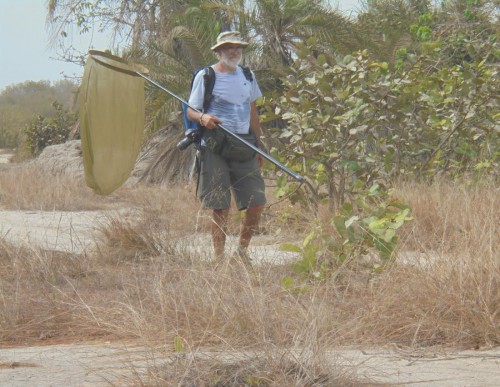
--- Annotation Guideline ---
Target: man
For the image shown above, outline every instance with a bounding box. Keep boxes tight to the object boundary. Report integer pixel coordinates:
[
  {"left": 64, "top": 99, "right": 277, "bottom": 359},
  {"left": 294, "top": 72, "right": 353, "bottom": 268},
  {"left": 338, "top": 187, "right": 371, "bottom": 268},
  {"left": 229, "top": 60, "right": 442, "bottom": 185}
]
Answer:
[{"left": 187, "top": 31, "right": 266, "bottom": 265}]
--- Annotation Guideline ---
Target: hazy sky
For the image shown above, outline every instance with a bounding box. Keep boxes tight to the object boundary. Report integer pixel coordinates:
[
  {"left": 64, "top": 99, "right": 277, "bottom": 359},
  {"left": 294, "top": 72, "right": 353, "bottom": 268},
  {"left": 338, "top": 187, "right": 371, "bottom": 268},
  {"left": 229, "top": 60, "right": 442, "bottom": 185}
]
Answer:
[{"left": 0, "top": 0, "right": 361, "bottom": 91}]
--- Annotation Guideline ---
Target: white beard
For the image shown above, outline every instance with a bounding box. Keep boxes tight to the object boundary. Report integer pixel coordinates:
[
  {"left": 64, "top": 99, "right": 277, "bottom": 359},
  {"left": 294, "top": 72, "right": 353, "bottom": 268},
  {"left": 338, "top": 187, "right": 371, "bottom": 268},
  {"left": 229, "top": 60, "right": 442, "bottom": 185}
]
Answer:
[{"left": 220, "top": 52, "right": 242, "bottom": 70}]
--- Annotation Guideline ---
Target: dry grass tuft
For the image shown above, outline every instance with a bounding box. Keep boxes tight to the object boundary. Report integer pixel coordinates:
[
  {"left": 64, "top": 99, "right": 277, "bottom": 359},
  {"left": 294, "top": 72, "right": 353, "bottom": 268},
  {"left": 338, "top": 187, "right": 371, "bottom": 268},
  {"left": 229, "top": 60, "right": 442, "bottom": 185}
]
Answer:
[
  {"left": 147, "top": 350, "right": 368, "bottom": 386},
  {"left": 397, "top": 180, "right": 498, "bottom": 257},
  {"left": 0, "top": 239, "right": 105, "bottom": 344},
  {"left": 95, "top": 215, "right": 166, "bottom": 263},
  {"left": 115, "top": 184, "right": 207, "bottom": 236}
]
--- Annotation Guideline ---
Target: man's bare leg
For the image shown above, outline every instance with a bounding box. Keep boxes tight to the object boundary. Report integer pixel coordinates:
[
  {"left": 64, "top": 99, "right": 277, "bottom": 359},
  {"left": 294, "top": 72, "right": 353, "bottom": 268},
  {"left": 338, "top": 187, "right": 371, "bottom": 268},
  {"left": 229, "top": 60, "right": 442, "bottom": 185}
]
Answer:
[
  {"left": 212, "top": 208, "right": 229, "bottom": 259},
  {"left": 238, "top": 204, "right": 264, "bottom": 249}
]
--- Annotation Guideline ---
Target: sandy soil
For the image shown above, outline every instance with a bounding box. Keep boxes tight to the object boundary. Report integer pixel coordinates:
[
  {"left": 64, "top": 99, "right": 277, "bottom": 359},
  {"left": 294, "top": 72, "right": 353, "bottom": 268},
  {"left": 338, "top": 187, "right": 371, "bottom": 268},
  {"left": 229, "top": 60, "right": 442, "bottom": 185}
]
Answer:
[
  {"left": 0, "top": 341, "right": 499, "bottom": 386},
  {"left": 1, "top": 152, "right": 498, "bottom": 386},
  {"left": 0, "top": 149, "right": 14, "bottom": 165}
]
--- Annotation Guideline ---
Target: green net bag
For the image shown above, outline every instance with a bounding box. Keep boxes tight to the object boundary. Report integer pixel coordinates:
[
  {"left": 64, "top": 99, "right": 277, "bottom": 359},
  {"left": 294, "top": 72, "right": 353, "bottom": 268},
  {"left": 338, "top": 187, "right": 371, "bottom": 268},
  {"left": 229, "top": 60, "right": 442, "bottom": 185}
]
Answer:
[{"left": 79, "top": 50, "right": 148, "bottom": 195}]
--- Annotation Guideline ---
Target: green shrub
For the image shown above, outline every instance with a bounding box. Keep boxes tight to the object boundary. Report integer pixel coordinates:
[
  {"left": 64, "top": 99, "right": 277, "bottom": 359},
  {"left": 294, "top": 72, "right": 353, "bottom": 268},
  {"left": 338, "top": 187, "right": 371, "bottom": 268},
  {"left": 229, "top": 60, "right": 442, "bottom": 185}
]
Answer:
[{"left": 24, "top": 102, "right": 77, "bottom": 156}]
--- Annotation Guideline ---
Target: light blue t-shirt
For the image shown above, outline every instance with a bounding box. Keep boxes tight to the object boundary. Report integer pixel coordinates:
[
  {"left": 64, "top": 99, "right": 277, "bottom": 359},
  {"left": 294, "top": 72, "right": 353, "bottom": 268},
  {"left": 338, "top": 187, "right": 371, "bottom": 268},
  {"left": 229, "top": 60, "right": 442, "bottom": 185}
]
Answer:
[{"left": 188, "top": 65, "right": 262, "bottom": 134}]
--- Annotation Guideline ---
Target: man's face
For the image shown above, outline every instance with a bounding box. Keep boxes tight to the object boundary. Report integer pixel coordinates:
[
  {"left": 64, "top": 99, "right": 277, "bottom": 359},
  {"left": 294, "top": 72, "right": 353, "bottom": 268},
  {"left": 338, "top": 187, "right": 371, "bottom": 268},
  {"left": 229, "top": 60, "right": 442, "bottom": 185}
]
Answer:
[{"left": 219, "top": 44, "right": 243, "bottom": 69}]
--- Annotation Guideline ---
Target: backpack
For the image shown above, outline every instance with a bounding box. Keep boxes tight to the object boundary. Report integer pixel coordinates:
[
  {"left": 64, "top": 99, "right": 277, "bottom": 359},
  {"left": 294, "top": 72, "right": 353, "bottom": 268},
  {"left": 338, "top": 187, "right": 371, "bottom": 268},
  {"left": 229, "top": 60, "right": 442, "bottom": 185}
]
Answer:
[{"left": 182, "top": 65, "right": 254, "bottom": 133}]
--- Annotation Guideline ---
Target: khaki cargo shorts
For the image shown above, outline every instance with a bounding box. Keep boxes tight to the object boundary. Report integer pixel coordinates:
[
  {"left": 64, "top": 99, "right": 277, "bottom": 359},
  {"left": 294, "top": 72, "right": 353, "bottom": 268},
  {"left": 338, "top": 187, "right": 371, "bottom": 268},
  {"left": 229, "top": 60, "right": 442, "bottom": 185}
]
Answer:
[{"left": 197, "top": 148, "right": 267, "bottom": 210}]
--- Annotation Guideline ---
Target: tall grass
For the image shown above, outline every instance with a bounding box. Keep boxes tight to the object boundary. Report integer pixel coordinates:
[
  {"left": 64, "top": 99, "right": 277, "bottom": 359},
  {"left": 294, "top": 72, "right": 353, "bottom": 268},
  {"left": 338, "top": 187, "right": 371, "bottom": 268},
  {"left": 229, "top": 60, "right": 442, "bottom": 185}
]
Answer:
[
  {"left": 0, "top": 164, "right": 114, "bottom": 210},
  {"left": 0, "top": 165, "right": 498, "bottom": 383}
]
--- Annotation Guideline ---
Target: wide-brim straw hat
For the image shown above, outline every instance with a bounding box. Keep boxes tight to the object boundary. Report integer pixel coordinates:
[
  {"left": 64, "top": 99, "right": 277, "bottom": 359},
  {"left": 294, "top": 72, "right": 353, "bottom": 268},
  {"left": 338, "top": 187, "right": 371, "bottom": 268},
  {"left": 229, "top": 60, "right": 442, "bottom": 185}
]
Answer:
[{"left": 211, "top": 31, "right": 249, "bottom": 51}]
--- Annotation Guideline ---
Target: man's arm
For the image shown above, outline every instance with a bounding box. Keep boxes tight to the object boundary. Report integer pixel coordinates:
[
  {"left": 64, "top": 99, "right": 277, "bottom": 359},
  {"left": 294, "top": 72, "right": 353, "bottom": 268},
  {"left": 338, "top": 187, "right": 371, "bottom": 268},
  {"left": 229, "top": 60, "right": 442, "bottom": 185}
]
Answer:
[
  {"left": 250, "top": 101, "right": 265, "bottom": 167},
  {"left": 187, "top": 107, "right": 204, "bottom": 124},
  {"left": 186, "top": 71, "right": 221, "bottom": 129},
  {"left": 187, "top": 107, "right": 221, "bottom": 129},
  {"left": 249, "top": 102, "right": 262, "bottom": 141}
]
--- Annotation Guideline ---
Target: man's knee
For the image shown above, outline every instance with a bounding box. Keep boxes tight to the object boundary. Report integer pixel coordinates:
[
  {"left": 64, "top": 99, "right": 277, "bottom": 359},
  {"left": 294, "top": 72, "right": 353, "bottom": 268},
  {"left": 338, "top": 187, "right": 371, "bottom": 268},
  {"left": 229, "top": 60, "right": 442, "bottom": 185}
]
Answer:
[
  {"left": 246, "top": 204, "right": 264, "bottom": 213},
  {"left": 245, "top": 205, "right": 264, "bottom": 222}
]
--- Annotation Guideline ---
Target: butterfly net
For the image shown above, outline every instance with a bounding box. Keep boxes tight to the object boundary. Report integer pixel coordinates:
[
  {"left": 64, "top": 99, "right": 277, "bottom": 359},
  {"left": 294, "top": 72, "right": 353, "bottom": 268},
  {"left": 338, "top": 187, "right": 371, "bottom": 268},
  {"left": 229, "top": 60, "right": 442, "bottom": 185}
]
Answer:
[{"left": 79, "top": 50, "right": 148, "bottom": 195}]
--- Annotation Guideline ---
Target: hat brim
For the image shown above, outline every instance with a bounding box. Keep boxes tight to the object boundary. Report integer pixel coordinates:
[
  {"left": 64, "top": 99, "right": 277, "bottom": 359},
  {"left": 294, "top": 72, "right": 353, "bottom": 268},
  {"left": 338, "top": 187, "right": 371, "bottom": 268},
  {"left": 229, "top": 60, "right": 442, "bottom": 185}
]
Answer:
[{"left": 211, "top": 41, "right": 249, "bottom": 51}]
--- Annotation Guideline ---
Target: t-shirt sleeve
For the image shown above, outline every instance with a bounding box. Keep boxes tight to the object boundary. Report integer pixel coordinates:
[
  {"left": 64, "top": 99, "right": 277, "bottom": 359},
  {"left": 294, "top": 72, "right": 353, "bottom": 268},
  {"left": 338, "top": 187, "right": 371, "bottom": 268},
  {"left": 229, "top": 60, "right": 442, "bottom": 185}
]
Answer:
[
  {"left": 187, "top": 71, "right": 205, "bottom": 110},
  {"left": 250, "top": 71, "right": 262, "bottom": 102}
]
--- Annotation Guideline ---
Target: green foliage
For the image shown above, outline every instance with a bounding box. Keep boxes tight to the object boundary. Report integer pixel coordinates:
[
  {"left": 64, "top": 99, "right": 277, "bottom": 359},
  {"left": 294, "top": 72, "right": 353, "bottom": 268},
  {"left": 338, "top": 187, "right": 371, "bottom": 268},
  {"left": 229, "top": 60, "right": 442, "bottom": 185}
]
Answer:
[
  {"left": 24, "top": 102, "right": 77, "bottom": 156},
  {"left": 281, "top": 184, "right": 411, "bottom": 285},
  {"left": 334, "top": 185, "right": 411, "bottom": 262},
  {"left": 265, "top": 42, "right": 498, "bottom": 210},
  {"left": 356, "top": 0, "right": 426, "bottom": 63},
  {"left": 410, "top": 12, "right": 433, "bottom": 41},
  {"left": 266, "top": 30, "right": 496, "bottom": 284},
  {"left": 0, "top": 105, "right": 25, "bottom": 148},
  {"left": 266, "top": 45, "right": 397, "bottom": 211}
]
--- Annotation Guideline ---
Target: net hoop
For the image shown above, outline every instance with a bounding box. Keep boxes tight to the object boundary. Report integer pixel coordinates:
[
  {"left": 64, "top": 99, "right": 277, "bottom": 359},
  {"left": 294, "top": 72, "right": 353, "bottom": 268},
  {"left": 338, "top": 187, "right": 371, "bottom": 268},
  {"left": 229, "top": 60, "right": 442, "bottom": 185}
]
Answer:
[{"left": 88, "top": 50, "right": 149, "bottom": 76}]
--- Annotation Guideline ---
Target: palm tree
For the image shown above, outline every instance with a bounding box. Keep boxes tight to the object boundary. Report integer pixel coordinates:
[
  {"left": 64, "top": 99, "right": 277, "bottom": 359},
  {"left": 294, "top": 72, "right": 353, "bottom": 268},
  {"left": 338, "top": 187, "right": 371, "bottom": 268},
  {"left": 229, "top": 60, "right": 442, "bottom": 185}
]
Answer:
[
  {"left": 355, "top": 0, "right": 430, "bottom": 62},
  {"left": 239, "top": 1, "right": 360, "bottom": 83}
]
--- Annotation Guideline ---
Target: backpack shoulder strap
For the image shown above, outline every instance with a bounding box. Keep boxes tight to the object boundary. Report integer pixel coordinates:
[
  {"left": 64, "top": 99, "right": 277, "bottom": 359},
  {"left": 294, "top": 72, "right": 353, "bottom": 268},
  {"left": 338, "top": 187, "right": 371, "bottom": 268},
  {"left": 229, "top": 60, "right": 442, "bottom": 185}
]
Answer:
[
  {"left": 239, "top": 65, "right": 253, "bottom": 82},
  {"left": 202, "top": 66, "right": 216, "bottom": 111}
]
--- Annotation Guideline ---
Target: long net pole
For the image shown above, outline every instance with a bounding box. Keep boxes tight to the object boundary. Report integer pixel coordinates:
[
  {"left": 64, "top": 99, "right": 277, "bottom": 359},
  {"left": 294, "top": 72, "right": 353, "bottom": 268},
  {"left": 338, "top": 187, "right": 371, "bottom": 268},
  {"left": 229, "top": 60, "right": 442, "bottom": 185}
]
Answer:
[{"left": 136, "top": 72, "right": 304, "bottom": 183}]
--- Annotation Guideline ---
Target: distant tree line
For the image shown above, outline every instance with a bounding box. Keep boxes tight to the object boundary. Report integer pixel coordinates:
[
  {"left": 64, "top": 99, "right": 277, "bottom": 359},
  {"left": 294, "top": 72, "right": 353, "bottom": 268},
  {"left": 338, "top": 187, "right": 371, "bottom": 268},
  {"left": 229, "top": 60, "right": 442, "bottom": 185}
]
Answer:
[{"left": 0, "top": 80, "right": 77, "bottom": 155}]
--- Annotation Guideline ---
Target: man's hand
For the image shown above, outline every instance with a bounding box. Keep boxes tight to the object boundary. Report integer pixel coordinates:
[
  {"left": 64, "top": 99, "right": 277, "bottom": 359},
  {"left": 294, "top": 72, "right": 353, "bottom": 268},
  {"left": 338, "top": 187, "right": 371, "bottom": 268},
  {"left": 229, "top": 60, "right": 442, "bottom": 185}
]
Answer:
[
  {"left": 200, "top": 113, "right": 222, "bottom": 130},
  {"left": 256, "top": 154, "right": 265, "bottom": 168}
]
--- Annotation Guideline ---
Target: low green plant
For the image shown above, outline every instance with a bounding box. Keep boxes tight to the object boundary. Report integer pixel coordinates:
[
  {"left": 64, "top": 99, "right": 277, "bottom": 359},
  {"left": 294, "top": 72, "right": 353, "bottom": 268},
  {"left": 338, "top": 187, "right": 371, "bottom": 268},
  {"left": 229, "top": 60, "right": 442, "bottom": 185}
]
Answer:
[
  {"left": 262, "top": 34, "right": 497, "bottom": 287},
  {"left": 281, "top": 184, "right": 411, "bottom": 285}
]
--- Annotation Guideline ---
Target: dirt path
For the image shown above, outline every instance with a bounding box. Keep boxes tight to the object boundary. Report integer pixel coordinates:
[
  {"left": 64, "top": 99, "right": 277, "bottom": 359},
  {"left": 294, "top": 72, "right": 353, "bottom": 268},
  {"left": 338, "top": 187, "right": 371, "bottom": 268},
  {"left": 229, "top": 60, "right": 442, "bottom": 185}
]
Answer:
[
  {"left": 0, "top": 149, "right": 14, "bottom": 164},
  {"left": 1, "top": 342, "right": 499, "bottom": 386},
  {"left": 0, "top": 209, "right": 299, "bottom": 264},
  {"left": 0, "top": 210, "right": 109, "bottom": 254}
]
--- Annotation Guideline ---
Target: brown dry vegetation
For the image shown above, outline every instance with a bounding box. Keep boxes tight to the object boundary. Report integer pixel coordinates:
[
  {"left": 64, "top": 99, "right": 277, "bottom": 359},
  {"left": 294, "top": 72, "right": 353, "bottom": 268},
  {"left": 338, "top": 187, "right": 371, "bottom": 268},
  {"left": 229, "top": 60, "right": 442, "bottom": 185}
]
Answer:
[
  {"left": 0, "top": 165, "right": 116, "bottom": 211},
  {"left": 0, "top": 163, "right": 498, "bottom": 385}
]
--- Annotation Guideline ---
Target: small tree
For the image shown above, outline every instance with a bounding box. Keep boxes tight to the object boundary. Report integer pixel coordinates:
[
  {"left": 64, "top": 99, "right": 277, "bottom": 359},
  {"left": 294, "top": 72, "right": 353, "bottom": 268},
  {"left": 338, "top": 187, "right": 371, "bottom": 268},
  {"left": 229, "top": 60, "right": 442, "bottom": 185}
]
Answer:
[
  {"left": 263, "top": 32, "right": 497, "bottom": 282},
  {"left": 263, "top": 40, "right": 413, "bottom": 280}
]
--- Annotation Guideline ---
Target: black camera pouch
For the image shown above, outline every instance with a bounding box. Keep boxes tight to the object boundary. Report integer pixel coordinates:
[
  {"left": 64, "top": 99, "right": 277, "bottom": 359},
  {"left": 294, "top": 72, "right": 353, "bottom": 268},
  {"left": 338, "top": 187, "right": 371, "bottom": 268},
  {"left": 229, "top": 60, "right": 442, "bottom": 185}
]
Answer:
[
  {"left": 204, "top": 129, "right": 257, "bottom": 162},
  {"left": 220, "top": 131, "right": 257, "bottom": 162},
  {"left": 203, "top": 127, "right": 226, "bottom": 154}
]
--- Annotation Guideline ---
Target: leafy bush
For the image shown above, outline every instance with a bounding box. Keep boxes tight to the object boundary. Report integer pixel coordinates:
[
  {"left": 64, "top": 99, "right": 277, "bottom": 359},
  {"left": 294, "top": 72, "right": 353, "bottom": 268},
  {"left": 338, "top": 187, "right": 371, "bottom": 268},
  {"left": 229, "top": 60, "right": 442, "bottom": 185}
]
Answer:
[
  {"left": 24, "top": 102, "right": 77, "bottom": 156},
  {"left": 281, "top": 184, "right": 411, "bottom": 286},
  {"left": 264, "top": 40, "right": 498, "bottom": 208},
  {"left": 262, "top": 33, "right": 497, "bottom": 283}
]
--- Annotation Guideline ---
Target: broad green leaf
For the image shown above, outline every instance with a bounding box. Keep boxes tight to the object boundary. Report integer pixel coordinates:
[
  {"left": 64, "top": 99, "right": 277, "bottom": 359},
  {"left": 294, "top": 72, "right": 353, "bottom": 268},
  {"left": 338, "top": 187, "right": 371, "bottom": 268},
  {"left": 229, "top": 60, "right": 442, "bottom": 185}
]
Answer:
[
  {"left": 384, "top": 228, "right": 396, "bottom": 243},
  {"left": 280, "top": 243, "right": 302, "bottom": 253}
]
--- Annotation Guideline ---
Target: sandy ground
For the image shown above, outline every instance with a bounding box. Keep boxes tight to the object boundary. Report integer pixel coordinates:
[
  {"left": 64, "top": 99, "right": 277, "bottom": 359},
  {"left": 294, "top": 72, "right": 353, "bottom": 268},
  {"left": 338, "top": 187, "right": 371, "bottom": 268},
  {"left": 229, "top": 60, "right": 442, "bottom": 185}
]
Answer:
[
  {"left": 0, "top": 341, "right": 499, "bottom": 386},
  {"left": 0, "top": 210, "right": 108, "bottom": 254},
  {"left": 1, "top": 151, "right": 499, "bottom": 386},
  {"left": 0, "top": 149, "right": 13, "bottom": 164}
]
